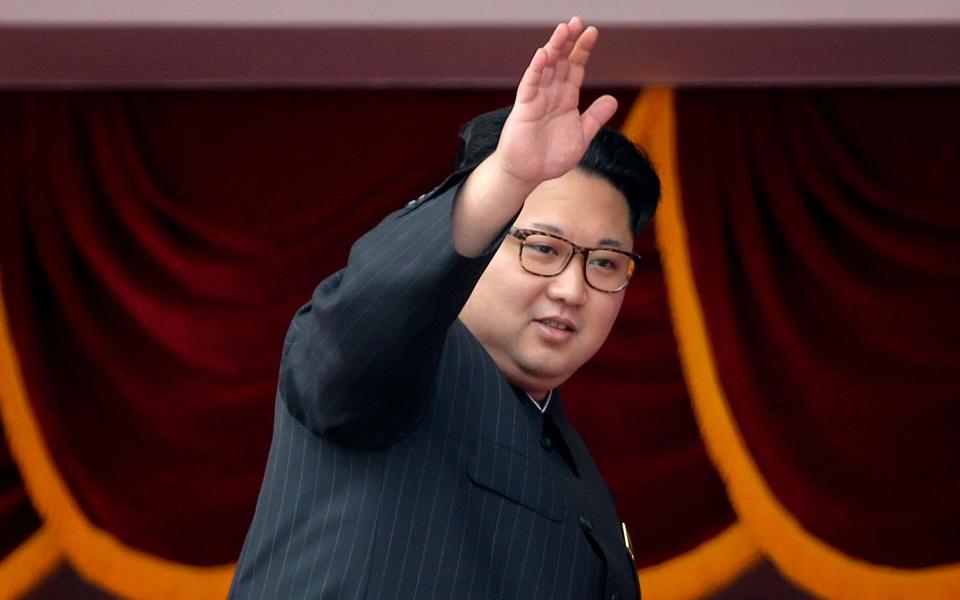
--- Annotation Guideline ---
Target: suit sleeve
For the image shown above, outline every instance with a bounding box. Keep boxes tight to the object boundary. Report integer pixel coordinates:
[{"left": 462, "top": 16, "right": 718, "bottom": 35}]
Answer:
[{"left": 278, "top": 171, "right": 508, "bottom": 447}]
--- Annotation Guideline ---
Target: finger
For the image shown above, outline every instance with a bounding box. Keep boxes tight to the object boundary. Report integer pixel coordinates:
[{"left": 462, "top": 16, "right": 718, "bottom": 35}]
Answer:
[
  {"left": 566, "top": 60, "right": 585, "bottom": 90},
  {"left": 554, "top": 18, "right": 584, "bottom": 86},
  {"left": 580, "top": 94, "right": 618, "bottom": 143},
  {"left": 516, "top": 47, "right": 546, "bottom": 104},
  {"left": 562, "top": 16, "right": 584, "bottom": 56},
  {"left": 565, "top": 26, "right": 599, "bottom": 88},
  {"left": 569, "top": 25, "right": 599, "bottom": 67},
  {"left": 554, "top": 57, "right": 570, "bottom": 85},
  {"left": 541, "top": 63, "right": 556, "bottom": 86},
  {"left": 543, "top": 22, "right": 569, "bottom": 62}
]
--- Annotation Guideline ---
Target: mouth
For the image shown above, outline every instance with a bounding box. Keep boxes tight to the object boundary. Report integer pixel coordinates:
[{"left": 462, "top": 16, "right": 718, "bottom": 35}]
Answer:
[
  {"left": 533, "top": 317, "right": 577, "bottom": 333},
  {"left": 534, "top": 317, "right": 577, "bottom": 341}
]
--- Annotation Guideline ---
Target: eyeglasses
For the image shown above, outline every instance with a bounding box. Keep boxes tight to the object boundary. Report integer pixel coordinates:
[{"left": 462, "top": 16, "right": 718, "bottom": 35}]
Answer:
[{"left": 508, "top": 227, "right": 641, "bottom": 293}]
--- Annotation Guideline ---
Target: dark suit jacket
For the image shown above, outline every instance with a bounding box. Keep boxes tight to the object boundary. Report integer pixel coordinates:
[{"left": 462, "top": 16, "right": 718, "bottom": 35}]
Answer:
[{"left": 229, "top": 174, "right": 640, "bottom": 600}]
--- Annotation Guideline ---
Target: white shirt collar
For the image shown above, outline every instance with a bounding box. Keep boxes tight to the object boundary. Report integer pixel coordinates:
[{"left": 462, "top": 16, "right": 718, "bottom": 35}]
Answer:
[{"left": 525, "top": 390, "right": 552, "bottom": 414}]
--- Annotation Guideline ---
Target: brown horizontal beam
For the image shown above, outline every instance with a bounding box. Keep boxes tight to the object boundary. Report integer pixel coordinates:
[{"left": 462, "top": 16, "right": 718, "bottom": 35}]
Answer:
[{"left": 1, "top": 24, "right": 958, "bottom": 88}]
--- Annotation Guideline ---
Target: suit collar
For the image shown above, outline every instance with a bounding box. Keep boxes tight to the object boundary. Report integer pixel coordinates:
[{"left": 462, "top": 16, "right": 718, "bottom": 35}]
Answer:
[{"left": 511, "top": 386, "right": 581, "bottom": 477}]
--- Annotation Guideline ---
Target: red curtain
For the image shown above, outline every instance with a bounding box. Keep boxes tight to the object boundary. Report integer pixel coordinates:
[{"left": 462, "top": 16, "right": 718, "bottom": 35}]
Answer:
[
  {"left": 675, "top": 88, "right": 960, "bottom": 569},
  {"left": 0, "top": 89, "right": 732, "bottom": 575},
  {"left": 6, "top": 87, "right": 955, "bottom": 599},
  {"left": 0, "top": 93, "right": 45, "bottom": 572}
]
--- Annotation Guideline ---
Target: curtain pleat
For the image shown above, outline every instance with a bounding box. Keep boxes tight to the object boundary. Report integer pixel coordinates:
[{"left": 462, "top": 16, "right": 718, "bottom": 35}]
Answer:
[
  {"left": 4, "top": 86, "right": 954, "bottom": 600},
  {"left": 3, "top": 89, "right": 737, "bottom": 598},
  {"left": 649, "top": 86, "right": 960, "bottom": 599}
]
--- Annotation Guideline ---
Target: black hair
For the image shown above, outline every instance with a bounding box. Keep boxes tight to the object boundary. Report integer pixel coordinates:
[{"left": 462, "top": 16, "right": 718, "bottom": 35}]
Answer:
[{"left": 455, "top": 106, "right": 660, "bottom": 233}]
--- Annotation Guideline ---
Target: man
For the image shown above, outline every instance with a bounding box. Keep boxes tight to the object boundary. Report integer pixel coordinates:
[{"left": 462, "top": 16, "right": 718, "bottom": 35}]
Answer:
[{"left": 230, "top": 17, "right": 659, "bottom": 600}]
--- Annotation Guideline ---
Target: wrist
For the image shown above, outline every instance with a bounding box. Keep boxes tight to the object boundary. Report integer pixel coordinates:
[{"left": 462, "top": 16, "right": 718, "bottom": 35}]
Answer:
[
  {"left": 486, "top": 151, "right": 543, "bottom": 197},
  {"left": 451, "top": 154, "right": 539, "bottom": 258}
]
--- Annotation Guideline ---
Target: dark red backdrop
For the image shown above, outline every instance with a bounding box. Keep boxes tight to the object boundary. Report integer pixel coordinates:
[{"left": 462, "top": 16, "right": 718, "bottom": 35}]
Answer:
[
  {"left": 0, "top": 89, "right": 734, "bottom": 569},
  {"left": 2, "top": 88, "right": 956, "bottom": 594},
  {"left": 676, "top": 88, "right": 960, "bottom": 568}
]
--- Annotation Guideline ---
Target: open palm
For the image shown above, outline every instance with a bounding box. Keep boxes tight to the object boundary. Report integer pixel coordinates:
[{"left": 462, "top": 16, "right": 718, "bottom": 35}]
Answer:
[{"left": 495, "top": 17, "right": 618, "bottom": 184}]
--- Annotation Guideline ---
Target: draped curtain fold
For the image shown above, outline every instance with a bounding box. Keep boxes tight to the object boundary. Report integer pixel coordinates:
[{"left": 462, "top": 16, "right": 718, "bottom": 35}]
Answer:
[
  {"left": 641, "top": 87, "right": 960, "bottom": 599},
  {"left": 0, "top": 423, "right": 57, "bottom": 598},
  {"left": 1, "top": 89, "right": 742, "bottom": 599},
  {"left": 2, "top": 87, "right": 957, "bottom": 600}
]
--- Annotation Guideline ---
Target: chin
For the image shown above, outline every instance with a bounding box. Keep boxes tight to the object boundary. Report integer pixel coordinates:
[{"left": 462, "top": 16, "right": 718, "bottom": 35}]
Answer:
[{"left": 511, "top": 355, "right": 577, "bottom": 390}]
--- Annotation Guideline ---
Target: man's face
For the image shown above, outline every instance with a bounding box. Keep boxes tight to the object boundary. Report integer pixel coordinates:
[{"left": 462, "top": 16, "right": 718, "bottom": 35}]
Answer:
[{"left": 459, "top": 168, "right": 633, "bottom": 397}]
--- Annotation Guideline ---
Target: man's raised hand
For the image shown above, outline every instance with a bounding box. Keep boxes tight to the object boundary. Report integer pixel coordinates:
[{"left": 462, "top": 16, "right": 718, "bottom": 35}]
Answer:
[
  {"left": 451, "top": 17, "right": 616, "bottom": 257},
  {"left": 493, "top": 16, "right": 618, "bottom": 186}
]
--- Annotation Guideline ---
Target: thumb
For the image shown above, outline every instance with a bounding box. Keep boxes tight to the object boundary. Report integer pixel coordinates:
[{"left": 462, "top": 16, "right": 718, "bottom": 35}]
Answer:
[{"left": 580, "top": 95, "right": 618, "bottom": 145}]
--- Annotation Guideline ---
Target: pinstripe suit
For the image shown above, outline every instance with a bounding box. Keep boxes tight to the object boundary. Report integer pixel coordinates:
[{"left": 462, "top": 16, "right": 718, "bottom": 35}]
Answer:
[{"left": 229, "top": 173, "right": 640, "bottom": 600}]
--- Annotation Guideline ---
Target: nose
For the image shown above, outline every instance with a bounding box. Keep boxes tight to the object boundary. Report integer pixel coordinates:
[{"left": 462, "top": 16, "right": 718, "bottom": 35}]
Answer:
[{"left": 545, "top": 253, "right": 589, "bottom": 306}]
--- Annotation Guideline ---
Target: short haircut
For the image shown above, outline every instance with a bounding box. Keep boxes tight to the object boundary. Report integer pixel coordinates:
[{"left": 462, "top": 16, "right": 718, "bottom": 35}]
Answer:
[{"left": 455, "top": 106, "right": 661, "bottom": 233}]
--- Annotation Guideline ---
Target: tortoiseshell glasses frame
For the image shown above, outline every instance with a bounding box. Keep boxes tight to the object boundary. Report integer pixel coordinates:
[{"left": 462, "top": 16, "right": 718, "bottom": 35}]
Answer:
[{"left": 508, "top": 226, "right": 641, "bottom": 293}]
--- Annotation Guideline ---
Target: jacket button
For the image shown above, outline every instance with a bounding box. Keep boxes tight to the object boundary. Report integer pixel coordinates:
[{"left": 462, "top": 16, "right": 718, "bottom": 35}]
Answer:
[
  {"left": 540, "top": 436, "right": 553, "bottom": 451},
  {"left": 610, "top": 593, "right": 622, "bottom": 600},
  {"left": 579, "top": 515, "right": 594, "bottom": 533}
]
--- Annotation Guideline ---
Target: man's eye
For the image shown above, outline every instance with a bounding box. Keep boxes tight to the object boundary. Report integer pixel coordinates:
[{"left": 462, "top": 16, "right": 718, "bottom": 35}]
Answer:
[
  {"left": 590, "top": 257, "right": 617, "bottom": 270},
  {"left": 529, "top": 244, "right": 557, "bottom": 255}
]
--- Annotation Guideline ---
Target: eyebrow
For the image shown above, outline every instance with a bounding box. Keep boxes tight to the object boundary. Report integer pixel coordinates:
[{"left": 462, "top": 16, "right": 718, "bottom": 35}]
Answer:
[{"left": 528, "top": 222, "right": 624, "bottom": 249}]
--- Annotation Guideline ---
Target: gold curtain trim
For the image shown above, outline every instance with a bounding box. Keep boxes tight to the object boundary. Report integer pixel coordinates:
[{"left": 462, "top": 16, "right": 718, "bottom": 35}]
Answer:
[
  {"left": 0, "top": 282, "right": 234, "bottom": 600},
  {"left": 638, "top": 523, "right": 759, "bottom": 600},
  {"left": 624, "top": 89, "right": 761, "bottom": 600},
  {"left": 0, "top": 526, "right": 61, "bottom": 600},
  {"left": 627, "top": 87, "right": 960, "bottom": 599}
]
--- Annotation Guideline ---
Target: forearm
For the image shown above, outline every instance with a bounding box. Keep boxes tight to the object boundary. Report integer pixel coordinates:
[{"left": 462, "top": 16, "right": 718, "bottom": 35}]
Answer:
[{"left": 451, "top": 153, "right": 538, "bottom": 257}]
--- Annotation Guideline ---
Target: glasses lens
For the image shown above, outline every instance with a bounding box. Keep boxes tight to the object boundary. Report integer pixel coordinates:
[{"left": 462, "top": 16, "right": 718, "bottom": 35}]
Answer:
[
  {"left": 585, "top": 249, "right": 633, "bottom": 291},
  {"left": 520, "top": 234, "right": 572, "bottom": 275}
]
